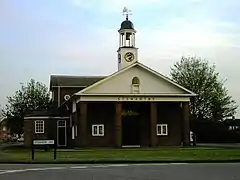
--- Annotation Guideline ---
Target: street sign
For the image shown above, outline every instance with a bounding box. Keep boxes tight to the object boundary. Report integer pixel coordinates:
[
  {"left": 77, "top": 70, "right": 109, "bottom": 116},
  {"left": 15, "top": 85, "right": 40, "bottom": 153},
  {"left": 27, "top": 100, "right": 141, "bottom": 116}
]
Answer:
[
  {"left": 33, "top": 140, "right": 54, "bottom": 145},
  {"left": 31, "top": 139, "right": 57, "bottom": 161}
]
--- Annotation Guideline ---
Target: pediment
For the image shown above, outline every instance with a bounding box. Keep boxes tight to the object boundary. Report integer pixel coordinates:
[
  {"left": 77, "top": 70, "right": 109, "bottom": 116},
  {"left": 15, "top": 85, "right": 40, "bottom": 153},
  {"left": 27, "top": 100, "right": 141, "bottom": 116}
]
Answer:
[{"left": 76, "top": 62, "right": 196, "bottom": 96}]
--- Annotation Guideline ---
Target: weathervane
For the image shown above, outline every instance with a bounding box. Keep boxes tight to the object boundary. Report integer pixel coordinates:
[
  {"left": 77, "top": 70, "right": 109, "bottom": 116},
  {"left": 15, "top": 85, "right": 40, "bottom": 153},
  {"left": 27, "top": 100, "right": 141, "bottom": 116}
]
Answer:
[{"left": 122, "top": 7, "right": 132, "bottom": 20}]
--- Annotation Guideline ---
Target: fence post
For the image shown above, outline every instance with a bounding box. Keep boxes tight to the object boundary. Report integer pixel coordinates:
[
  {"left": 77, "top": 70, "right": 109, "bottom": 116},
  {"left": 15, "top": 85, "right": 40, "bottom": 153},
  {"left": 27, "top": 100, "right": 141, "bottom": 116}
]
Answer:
[
  {"left": 31, "top": 140, "right": 34, "bottom": 160},
  {"left": 53, "top": 140, "right": 57, "bottom": 160}
]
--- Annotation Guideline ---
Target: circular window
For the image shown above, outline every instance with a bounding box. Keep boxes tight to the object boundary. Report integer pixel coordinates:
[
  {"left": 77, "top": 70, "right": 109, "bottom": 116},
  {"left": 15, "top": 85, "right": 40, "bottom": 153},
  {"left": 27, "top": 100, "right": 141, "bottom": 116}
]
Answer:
[{"left": 64, "top": 94, "right": 71, "bottom": 101}]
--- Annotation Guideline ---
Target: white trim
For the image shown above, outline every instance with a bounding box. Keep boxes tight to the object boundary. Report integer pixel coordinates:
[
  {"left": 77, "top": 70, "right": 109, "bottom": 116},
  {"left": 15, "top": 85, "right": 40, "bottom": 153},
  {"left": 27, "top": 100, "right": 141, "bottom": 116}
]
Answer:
[
  {"left": 52, "top": 91, "right": 54, "bottom": 101},
  {"left": 72, "top": 126, "right": 75, "bottom": 140},
  {"left": 78, "top": 93, "right": 196, "bottom": 97},
  {"left": 75, "top": 62, "right": 197, "bottom": 96},
  {"left": 76, "top": 96, "right": 190, "bottom": 103},
  {"left": 52, "top": 86, "right": 86, "bottom": 88},
  {"left": 92, "top": 124, "right": 104, "bottom": 136},
  {"left": 24, "top": 116, "right": 69, "bottom": 120},
  {"left": 122, "top": 145, "right": 140, "bottom": 148},
  {"left": 72, "top": 100, "right": 76, "bottom": 113},
  {"left": 34, "top": 120, "right": 44, "bottom": 134},
  {"left": 118, "top": 29, "right": 137, "bottom": 34},
  {"left": 157, "top": 124, "right": 168, "bottom": 136}
]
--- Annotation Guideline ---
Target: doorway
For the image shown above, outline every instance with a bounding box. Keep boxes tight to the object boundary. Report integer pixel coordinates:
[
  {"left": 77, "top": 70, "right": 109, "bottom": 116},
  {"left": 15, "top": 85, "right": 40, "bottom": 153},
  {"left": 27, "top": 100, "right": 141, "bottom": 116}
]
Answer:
[
  {"left": 122, "top": 115, "right": 140, "bottom": 146},
  {"left": 57, "top": 120, "right": 67, "bottom": 147}
]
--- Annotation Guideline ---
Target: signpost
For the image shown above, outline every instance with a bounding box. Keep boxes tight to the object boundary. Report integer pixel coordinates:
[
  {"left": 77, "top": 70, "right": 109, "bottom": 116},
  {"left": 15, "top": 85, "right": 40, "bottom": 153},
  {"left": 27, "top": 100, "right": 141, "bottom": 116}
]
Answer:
[
  {"left": 31, "top": 139, "right": 57, "bottom": 160},
  {"left": 33, "top": 140, "right": 54, "bottom": 145}
]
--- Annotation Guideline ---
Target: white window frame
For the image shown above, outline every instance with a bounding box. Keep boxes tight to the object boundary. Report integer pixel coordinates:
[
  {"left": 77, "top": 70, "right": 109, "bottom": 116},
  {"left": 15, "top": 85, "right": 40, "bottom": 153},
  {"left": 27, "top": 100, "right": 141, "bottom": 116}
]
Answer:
[
  {"left": 57, "top": 120, "right": 66, "bottom": 127},
  {"left": 35, "top": 120, "right": 44, "bottom": 134},
  {"left": 156, "top": 124, "right": 168, "bottom": 136},
  {"left": 92, "top": 124, "right": 104, "bottom": 136}
]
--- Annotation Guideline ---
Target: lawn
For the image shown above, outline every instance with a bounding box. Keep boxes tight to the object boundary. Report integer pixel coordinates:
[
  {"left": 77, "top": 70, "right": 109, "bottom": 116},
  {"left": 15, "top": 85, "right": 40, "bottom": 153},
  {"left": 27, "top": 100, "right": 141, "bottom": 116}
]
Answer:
[{"left": 0, "top": 148, "right": 240, "bottom": 163}]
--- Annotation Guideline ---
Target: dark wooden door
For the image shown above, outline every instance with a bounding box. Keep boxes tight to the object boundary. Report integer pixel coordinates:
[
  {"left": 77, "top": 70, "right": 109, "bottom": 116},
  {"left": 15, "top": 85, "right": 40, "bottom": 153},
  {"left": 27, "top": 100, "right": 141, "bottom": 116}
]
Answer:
[{"left": 122, "top": 116, "right": 140, "bottom": 145}]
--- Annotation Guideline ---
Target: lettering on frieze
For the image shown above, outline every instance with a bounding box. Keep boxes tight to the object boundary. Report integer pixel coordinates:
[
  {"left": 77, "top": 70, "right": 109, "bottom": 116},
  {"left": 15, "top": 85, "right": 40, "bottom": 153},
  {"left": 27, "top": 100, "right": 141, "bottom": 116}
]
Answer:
[{"left": 117, "top": 96, "right": 155, "bottom": 101}]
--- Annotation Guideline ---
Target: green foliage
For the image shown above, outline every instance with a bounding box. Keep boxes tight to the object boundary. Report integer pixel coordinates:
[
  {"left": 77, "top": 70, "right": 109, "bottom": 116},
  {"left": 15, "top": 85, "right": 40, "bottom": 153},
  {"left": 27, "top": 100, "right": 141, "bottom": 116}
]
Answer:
[
  {"left": 170, "top": 56, "right": 238, "bottom": 121},
  {"left": 3, "top": 79, "right": 51, "bottom": 133},
  {"left": 0, "top": 105, "right": 3, "bottom": 118}
]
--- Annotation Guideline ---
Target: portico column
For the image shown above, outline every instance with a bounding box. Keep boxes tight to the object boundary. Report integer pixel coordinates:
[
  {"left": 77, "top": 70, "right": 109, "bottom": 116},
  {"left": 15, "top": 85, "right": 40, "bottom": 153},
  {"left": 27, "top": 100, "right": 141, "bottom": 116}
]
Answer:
[
  {"left": 115, "top": 102, "right": 122, "bottom": 148},
  {"left": 79, "top": 102, "right": 87, "bottom": 147},
  {"left": 150, "top": 102, "right": 157, "bottom": 147},
  {"left": 182, "top": 102, "right": 190, "bottom": 146}
]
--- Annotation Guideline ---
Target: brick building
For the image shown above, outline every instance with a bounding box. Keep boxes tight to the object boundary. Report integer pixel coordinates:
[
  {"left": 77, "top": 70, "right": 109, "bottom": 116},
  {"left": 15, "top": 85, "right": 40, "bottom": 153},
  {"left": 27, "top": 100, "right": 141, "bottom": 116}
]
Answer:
[{"left": 24, "top": 13, "right": 196, "bottom": 148}]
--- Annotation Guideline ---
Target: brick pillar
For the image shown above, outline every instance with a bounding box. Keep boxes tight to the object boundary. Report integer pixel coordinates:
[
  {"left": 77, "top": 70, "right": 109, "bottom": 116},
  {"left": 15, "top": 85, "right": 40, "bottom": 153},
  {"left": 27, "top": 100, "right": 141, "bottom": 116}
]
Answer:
[
  {"left": 115, "top": 102, "right": 122, "bottom": 148},
  {"left": 150, "top": 102, "right": 157, "bottom": 147},
  {"left": 79, "top": 102, "right": 87, "bottom": 147},
  {"left": 182, "top": 102, "right": 190, "bottom": 146},
  {"left": 24, "top": 120, "right": 33, "bottom": 148}
]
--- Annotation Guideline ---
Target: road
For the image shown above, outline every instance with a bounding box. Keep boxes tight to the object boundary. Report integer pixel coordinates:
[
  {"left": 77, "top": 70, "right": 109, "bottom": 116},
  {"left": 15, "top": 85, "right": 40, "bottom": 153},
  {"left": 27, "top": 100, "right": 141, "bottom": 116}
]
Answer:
[{"left": 0, "top": 163, "right": 239, "bottom": 180}]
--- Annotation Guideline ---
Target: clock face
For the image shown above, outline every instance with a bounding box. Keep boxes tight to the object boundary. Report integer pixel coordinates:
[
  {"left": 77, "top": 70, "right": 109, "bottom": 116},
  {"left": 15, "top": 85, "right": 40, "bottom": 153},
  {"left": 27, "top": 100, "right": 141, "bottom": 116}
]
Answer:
[{"left": 124, "top": 52, "right": 134, "bottom": 62}]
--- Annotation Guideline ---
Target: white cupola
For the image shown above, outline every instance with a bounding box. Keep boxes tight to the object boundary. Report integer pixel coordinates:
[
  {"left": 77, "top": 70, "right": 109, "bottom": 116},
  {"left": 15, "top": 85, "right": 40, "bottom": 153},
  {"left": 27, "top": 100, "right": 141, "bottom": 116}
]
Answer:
[{"left": 117, "top": 7, "right": 138, "bottom": 71}]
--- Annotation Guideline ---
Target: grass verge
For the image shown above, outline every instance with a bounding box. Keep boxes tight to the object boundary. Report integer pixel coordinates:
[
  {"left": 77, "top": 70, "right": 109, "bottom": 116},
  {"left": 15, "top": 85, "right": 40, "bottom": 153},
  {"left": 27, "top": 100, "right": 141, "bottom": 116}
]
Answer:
[{"left": 0, "top": 148, "right": 240, "bottom": 163}]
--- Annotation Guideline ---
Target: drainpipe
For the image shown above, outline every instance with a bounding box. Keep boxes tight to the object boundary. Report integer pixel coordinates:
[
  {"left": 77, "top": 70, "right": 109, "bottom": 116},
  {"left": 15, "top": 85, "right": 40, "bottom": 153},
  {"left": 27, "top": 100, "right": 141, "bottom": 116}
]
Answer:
[{"left": 58, "top": 86, "right": 61, "bottom": 107}]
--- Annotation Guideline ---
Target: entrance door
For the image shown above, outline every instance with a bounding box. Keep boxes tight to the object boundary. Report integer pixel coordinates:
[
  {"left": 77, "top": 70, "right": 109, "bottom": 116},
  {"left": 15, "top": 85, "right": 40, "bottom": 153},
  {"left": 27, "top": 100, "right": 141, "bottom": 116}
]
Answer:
[
  {"left": 122, "top": 116, "right": 140, "bottom": 146},
  {"left": 57, "top": 120, "right": 67, "bottom": 147}
]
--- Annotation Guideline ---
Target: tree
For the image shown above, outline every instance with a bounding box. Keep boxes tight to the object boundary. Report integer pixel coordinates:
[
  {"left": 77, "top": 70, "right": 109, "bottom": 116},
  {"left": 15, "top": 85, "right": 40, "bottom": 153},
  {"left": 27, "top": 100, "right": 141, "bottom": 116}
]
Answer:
[
  {"left": 0, "top": 105, "right": 4, "bottom": 120},
  {"left": 170, "top": 56, "right": 238, "bottom": 121},
  {"left": 3, "top": 79, "right": 51, "bottom": 134}
]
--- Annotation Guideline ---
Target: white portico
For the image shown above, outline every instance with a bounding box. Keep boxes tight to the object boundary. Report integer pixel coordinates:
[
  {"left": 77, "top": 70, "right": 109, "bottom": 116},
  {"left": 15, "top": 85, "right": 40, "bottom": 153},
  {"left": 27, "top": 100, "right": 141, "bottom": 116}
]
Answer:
[{"left": 75, "top": 62, "right": 196, "bottom": 102}]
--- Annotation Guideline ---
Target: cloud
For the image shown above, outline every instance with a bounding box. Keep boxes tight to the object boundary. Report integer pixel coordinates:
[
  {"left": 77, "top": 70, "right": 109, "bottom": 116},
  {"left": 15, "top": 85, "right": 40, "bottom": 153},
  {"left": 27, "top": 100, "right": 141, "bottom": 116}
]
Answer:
[
  {"left": 0, "top": 0, "right": 239, "bottom": 117},
  {"left": 57, "top": 18, "right": 240, "bottom": 76},
  {"left": 56, "top": 16, "right": 240, "bottom": 117}
]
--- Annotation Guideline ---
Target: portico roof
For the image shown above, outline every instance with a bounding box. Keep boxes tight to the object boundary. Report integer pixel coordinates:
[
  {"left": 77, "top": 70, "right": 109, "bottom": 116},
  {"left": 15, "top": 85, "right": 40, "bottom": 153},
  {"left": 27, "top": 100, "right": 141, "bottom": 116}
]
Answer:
[{"left": 75, "top": 62, "right": 197, "bottom": 97}]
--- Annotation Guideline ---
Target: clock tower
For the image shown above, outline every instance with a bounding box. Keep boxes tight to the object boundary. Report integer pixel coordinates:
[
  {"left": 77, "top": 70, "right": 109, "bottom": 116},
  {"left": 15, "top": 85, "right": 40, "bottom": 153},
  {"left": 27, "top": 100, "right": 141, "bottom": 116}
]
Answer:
[{"left": 117, "top": 7, "right": 138, "bottom": 71}]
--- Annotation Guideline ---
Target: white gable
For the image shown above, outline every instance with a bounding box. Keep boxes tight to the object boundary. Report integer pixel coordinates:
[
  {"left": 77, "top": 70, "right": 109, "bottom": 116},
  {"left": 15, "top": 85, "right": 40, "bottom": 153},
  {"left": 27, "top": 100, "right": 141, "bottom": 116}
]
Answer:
[{"left": 77, "top": 63, "right": 195, "bottom": 95}]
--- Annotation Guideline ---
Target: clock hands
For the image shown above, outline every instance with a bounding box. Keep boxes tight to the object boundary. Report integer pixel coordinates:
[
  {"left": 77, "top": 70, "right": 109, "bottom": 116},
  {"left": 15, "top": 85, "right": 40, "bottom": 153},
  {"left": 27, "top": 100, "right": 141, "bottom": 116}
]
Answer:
[
  {"left": 126, "top": 54, "right": 133, "bottom": 59},
  {"left": 124, "top": 52, "right": 134, "bottom": 62}
]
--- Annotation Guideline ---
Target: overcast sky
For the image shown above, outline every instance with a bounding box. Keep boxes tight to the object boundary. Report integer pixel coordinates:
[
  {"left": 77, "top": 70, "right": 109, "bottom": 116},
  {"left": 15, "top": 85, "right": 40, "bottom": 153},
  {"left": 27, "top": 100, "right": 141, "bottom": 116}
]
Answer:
[{"left": 0, "top": 0, "right": 240, "bottom": 117}]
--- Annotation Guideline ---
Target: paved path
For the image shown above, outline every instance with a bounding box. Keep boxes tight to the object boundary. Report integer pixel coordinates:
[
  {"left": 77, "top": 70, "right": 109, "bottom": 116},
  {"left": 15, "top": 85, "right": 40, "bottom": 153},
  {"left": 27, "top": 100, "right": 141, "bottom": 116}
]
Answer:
[{"left": 0, "top": 163, "right": 240, "bottom": 180}]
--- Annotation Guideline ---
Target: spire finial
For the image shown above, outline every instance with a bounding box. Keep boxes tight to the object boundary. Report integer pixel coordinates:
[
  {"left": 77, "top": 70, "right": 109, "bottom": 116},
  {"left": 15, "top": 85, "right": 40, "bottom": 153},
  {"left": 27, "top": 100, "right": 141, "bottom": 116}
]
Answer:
[{"left": 122, "top": 7, "right": 132, "bottom": 20}]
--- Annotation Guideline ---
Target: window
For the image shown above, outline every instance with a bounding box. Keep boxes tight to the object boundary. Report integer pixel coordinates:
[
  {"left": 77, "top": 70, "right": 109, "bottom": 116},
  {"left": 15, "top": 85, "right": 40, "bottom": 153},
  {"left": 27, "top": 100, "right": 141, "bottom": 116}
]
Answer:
[
  {"left": 35, "top": 120, "right": 44, "bottom": 134},
  {"left": 57, "top": 120, "right": 66, "bottom": 127},
  {"left": 156, "top": 124, "right": 168, "bottom": 136},
  {"left": 132, "top": 77, "right": 140, "bottom": 93},
  {"left": 92, "top": 124, "right": 104, "bottom": 136}
]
